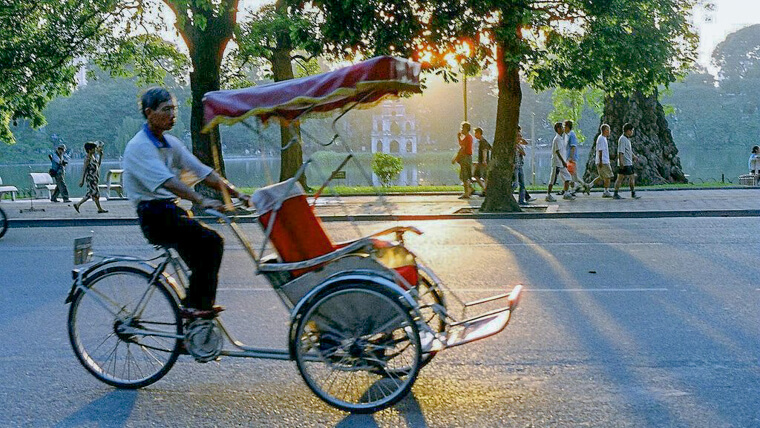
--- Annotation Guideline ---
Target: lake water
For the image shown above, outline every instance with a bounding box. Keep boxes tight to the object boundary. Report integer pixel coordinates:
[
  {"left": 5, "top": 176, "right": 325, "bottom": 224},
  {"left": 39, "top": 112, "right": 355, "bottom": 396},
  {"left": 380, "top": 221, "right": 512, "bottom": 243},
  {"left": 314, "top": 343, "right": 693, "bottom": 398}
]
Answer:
[{"left": 0, "top": 145, "right": 748, "bottom": 197}]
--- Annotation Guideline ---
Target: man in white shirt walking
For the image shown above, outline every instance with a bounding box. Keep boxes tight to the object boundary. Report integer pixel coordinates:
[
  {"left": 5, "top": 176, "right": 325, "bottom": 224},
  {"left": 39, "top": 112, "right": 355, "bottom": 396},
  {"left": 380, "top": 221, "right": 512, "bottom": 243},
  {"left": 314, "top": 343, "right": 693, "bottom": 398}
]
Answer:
[
  {"left": 546, "top": 122, "right": 574, "bottom": 202},
  {"left": 613, "top": 123, "right": 640, "bottom": 199},
  {"left": 564, "top": 120, "right": 590, "bottom": 196},
  {"left": 587, "top": 124, "right": 614, "bottom": 197}
]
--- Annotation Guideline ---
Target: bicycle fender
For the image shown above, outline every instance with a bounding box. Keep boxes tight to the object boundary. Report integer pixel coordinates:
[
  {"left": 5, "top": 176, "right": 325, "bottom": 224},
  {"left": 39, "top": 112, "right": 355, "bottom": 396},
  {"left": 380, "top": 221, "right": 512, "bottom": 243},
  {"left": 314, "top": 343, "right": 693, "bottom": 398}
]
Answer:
[
  {"left": 65, "top": 260, "right": 183, "bottom": 304},
  {"left": 286, "top": 271, "right": 419, "bottom": 359}
]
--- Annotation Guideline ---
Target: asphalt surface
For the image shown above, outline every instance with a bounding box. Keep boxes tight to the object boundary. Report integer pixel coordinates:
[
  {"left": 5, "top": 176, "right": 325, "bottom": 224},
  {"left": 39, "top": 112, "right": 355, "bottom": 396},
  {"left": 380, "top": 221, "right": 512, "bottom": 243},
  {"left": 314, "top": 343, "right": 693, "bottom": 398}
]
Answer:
[{"left": 0, "top": 218, "right": 758, "bottom": 427}]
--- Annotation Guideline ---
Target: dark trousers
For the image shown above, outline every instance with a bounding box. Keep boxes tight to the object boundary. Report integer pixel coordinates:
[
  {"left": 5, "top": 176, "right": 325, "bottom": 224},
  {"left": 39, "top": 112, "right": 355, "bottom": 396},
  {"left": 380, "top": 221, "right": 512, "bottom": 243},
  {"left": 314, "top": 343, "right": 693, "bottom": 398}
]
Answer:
[
  {"left": 51, "top": 171, "right": 69, "bottom": 201},
  {"left": 513, "top": 164, "right": 531, "bottom": 202},
  {"left": 515, "top": 165, "right": 526, "bottom": 203},
  {"left": 137, "top": 200, "right": 224, "bottom": 310}
]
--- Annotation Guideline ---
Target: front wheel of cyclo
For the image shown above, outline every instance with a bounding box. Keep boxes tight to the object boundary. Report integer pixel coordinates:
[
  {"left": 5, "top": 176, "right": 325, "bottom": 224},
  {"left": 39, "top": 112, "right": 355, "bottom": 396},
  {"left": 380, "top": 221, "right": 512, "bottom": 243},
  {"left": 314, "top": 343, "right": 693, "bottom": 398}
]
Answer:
[
  {"left": 294, "top": 284, "right": 422, "bottom": 413},
  {"left": 68, "top": 266, "right": 182, "bottom": 389}
]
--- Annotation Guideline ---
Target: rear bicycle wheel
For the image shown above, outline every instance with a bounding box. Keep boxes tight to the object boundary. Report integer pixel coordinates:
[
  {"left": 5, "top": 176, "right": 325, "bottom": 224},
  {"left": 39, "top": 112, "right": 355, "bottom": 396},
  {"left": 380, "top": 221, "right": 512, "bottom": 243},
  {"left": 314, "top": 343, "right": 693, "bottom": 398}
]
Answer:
[
  {"left": 416, "top": 275, "right": 445, "bottom": 367},
  {"left": 0, "top": 207, "right": 7, "bottom": 239},
  {"left": 68, "top": 266, "right": 182, "bottom": 388},
  {"left": 294, "top": 284, "right": 422, "bottom": 413}
]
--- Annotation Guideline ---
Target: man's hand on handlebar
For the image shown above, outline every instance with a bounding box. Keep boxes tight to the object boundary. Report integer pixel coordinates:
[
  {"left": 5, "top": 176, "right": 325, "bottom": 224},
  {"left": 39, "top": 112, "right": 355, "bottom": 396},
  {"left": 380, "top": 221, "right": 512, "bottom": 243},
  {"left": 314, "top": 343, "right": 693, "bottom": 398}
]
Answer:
[
  {"left": 236, "top": 193, "right": 253, "bottom": 208},
  {"left": 199, "top": 197, "right": 224, "bottom": 210}
]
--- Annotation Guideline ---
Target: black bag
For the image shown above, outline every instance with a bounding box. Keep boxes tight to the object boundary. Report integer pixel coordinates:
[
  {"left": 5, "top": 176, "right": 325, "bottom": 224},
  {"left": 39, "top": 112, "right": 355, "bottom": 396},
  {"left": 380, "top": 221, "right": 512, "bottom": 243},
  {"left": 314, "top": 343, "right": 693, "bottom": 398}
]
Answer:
[{"left": 48, "top": 168, "right": 57, "bottom": 177}]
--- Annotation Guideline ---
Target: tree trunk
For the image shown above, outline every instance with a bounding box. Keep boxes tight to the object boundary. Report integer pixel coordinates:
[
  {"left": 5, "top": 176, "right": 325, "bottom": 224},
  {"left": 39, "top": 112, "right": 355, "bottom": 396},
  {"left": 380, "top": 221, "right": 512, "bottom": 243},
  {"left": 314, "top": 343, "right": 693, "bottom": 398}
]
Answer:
[
  {"left": 481, "top": 42, "right": 521, "bottom": 212},
  {"left": 583, "top": 90, "right": 687, "bottom": 185},
  {"left": 271, "top": 46, "right": 307, "bottom": 188},
  {"left": 168, "top": 0, "right": 237, "bottom": 200},
  {"left": 270, "top": 0, "right": 307, "bottom": 188}
]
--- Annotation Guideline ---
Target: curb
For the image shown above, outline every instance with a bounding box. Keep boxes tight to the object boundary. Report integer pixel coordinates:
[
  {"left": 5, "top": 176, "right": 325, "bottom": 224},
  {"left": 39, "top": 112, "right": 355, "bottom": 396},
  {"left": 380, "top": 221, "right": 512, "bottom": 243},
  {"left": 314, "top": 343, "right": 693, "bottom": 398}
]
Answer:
[{"left": 8, "top": 209, "right": 760, "bottom": 228}]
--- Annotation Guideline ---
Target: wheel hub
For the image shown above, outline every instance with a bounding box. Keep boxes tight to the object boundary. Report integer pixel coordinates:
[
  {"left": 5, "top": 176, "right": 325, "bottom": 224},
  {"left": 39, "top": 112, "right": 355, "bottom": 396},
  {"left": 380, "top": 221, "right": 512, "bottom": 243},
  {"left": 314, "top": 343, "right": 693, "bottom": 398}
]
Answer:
[{"left": 113, "top": 319, "right": 136, "bottom": 342}]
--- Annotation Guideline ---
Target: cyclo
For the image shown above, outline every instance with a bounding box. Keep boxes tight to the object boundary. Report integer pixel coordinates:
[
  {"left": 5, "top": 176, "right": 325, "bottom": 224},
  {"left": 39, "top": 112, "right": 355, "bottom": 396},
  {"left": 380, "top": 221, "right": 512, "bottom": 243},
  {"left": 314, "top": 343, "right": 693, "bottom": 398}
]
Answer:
[{"left": 65, "top": 56, "right": 523, "bottom": 413}]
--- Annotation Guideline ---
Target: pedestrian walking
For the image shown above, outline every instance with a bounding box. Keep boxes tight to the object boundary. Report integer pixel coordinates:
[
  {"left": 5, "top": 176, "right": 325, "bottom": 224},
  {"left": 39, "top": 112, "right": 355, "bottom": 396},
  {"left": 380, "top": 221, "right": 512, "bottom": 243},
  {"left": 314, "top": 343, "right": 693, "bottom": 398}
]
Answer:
[
  {"left": 749, "top": 146, "right": 760, "bottom": 174},
  {"left": 587, "top": 124, "right": 614, "bottom": 197},
  {"left": 546, "top": 122, "right": 574, "bottom": 202},
  {"left": 452, "top": 121, "right": 473, "bottom": 199},
  {"left": 613, "top": 123, "right": 640, "bottom": 199},
  {"left": 749, "top": 146, "right": 760, "bottom": 185},
  {"left": 473, "top": 127, "right": 491, "bottom": 194},
  {"left": 564, "top": 120, "right": 590, "bottom": 195},
  {"left": 515, "top": 126, "right": 534, "bottom": 204},
  {"left": 73, "top": 141, "right": 109, "bottom": 213},
  {"left": 49, "top": 143, "right": 71, "bottom": 203}
]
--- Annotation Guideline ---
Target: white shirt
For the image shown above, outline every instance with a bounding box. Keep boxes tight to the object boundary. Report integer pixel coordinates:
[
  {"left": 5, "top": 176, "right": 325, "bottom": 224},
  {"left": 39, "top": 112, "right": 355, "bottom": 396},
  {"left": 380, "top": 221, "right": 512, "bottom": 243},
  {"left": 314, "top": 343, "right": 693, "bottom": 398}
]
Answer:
[
  {"left": 123, "top": 126, "right": 213, "bottom": 206},
  {"left": 595, "top": 135, "right": 610, "bottom": 165},
  {"left": 749, "top": 153, "right": 760, "bottom": 172},
  {"left": 617, "top": 135, "right": 633, "bottom": 166},
  {"left": 551, "top": 133, "right": 566, "bottom": 166}
]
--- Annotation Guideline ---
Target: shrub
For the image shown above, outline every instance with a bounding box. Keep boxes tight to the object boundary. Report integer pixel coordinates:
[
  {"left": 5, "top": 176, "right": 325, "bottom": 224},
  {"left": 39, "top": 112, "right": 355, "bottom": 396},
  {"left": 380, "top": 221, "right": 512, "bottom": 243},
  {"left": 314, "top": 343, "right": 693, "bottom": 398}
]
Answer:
[{"left": 371, "top": 153, "right": 404, "bottom": 187}]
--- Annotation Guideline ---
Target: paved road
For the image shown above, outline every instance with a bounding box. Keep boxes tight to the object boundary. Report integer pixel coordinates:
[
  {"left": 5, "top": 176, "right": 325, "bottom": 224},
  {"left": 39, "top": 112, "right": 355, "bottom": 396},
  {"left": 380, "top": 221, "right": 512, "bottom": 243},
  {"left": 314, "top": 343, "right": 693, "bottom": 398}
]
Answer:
[{"left": 0, "top": 218, "right": 758, "bottom": 427}]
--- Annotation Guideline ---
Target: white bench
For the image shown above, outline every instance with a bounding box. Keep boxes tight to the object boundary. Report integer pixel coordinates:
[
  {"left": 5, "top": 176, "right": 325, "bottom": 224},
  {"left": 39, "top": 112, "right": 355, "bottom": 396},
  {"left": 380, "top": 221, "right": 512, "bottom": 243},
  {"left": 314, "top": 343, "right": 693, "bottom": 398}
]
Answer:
[
  {"left": 98, "top": 169, "right": 125, "bottom": 200},
  {"left": 0, "top": 176, "right": 19, "bottom": 201},
  {"left": 30, "top": 173, "right": 56, "bottom": 199},
  {"left": 739, "top": 173, "right": 759, "bottom": 186}
]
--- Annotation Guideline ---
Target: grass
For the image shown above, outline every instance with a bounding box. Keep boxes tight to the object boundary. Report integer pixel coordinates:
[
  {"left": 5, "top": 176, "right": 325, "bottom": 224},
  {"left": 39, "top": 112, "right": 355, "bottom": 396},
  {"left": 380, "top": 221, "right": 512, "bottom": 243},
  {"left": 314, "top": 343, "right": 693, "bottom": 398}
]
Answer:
[
  {"left": 234, "top": 180, "right": 744, "bottom": 196},
  {"left": 0, "top": 181, "right": 744, "bottom": 201}
]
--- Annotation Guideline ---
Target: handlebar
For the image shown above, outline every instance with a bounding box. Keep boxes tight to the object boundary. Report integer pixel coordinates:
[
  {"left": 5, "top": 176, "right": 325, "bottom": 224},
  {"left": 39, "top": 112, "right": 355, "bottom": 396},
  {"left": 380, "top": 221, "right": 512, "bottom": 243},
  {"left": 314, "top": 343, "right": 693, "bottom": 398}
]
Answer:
[{"left": 204, "top": 198, "right": 254, "bottom": 222}]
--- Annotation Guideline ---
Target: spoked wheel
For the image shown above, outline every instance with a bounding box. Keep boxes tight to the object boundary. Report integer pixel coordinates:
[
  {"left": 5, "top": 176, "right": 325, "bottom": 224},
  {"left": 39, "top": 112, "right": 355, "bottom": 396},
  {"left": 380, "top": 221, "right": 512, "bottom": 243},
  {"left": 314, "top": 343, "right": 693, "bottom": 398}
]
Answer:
[
  {"left": 416, "top": 275, "right": 445, "bottom": 368},
  {"left": 294, "top": 284, "right": 422, "bottom": 413},
  {"left": 0, "top": 207, "right": 7, "bottom": 239},
  {"left": 68, "top": 266, "right": 182, "bottom": 388}
]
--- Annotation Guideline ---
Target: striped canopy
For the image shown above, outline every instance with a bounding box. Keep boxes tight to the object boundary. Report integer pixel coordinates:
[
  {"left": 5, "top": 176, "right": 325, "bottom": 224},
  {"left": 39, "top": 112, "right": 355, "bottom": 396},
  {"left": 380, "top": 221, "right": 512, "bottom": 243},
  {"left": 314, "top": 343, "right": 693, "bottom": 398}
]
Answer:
[{"left": 202, "top": 56, "right": 422, "bottom": 132}]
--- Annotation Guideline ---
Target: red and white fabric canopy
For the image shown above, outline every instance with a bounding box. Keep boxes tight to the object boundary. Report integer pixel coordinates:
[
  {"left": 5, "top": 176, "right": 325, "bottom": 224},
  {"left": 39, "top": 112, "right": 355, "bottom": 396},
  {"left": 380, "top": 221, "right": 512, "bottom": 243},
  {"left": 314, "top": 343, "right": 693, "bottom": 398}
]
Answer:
[{"left": 202, "top": 56, "right": 422, "bottom": 132}]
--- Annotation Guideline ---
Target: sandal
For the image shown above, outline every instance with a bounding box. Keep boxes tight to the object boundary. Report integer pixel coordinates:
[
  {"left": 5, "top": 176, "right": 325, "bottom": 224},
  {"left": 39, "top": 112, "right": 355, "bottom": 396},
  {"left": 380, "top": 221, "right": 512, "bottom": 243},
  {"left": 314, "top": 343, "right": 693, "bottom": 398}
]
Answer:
[
  {"left": 73, "top": 204, "right": 80, "bottom": 213},
  {"left": 97, "top": 209, "right": 109, "bottom": 214}
]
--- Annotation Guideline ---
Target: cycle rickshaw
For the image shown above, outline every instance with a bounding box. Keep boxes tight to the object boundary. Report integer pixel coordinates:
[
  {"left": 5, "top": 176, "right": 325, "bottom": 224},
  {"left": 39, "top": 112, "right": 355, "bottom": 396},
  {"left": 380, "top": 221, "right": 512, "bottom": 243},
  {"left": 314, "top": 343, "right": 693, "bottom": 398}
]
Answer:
[{"left": 65, "top": 56, "right": 523, "bottom": 413}]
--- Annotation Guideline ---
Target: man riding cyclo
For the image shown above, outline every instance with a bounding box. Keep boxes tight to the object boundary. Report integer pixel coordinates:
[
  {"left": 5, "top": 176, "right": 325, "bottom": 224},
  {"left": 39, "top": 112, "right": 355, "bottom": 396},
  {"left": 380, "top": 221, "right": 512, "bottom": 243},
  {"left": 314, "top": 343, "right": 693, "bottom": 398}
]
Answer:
[{"left": 122, "top": 87, "right": 251, "bottom": 319}]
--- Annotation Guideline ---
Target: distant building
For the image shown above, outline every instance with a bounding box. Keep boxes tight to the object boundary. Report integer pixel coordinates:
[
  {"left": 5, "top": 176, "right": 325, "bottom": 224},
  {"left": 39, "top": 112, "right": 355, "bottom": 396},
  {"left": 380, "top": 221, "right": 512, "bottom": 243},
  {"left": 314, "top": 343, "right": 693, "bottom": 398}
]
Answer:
[{"left": 371, "top": 100, "right": 417, "bottom": 155}]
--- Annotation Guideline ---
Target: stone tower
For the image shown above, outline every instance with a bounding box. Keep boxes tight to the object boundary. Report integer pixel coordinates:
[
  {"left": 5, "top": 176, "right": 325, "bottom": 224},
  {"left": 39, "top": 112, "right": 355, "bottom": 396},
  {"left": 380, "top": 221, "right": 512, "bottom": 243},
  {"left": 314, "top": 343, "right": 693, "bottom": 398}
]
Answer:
[{"left": 371, "top": 100, "right": 418, "bottom": 155}]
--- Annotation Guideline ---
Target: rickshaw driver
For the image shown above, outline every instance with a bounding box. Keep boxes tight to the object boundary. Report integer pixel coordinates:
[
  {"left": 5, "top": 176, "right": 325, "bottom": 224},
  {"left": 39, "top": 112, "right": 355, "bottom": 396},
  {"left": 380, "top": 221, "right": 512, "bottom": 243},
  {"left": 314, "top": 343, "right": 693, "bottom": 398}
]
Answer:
[{"left": 123, "top": 87, "right": 251, "bottom": 319}]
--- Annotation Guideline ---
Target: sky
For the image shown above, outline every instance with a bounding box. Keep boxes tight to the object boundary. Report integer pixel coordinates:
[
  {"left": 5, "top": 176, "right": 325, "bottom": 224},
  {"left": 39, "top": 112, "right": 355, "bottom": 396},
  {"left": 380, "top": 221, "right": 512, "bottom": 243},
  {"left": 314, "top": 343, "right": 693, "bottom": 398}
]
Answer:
[{"left": 695, "top": 0, "right": 760, "bottom": 67}]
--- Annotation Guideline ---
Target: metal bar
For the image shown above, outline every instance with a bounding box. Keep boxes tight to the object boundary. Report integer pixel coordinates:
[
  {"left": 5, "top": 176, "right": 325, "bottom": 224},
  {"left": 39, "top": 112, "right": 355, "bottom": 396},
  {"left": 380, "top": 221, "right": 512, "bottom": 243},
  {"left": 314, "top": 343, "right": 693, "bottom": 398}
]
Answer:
[
  {"left": 449, "top": 307, "right": 509, "bottom": 327},
  {"left": 220, "top": 348, "right": 322, "bottom": 362},
  {"left": 311, "top": 154, "right": 353, "bottom": 203},
  {"left": 117, "top": 326, "right": 184, "bottom": 340},
  {"left": 329, "top": 91, "right": 375, "bottom": 138},
  {"left": 463, "top": 293, "right": 510, "bottom": 308},
  {"left": 257, "top": 239, "right": 369, "bottom": 272},
  {"left": 229, "top": 221, "right": 260, "bottom": 268},
  {"left": 220, "top": 348, "right": 292, "bottom": 360}
]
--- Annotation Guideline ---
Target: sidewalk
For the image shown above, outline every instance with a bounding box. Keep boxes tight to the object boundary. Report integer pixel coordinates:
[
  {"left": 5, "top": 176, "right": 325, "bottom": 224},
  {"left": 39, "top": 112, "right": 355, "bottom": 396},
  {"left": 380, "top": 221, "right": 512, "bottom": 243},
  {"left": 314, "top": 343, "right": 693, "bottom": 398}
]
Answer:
[{"left": 3, "top": 188, "right": 760, "bottom": 226}]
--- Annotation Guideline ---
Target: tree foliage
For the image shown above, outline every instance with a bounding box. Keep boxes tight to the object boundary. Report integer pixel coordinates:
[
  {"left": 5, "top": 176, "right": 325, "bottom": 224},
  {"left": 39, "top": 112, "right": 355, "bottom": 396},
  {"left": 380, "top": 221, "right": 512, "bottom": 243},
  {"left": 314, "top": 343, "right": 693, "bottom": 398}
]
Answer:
[
  {"left": 548, "top": 88, "right": 603, "bottom": 143},
  {"left": 0, "top": 0, "right": 190, "bottom": 145},
  {"left": 371, "top": 153, "right": 404, "bottom": 187},
  {"left": 712, "top": 24, "right": 760, "bottom": 94},
  {"left": 297, "top": 0, "right": 699, "bottom": 211}
]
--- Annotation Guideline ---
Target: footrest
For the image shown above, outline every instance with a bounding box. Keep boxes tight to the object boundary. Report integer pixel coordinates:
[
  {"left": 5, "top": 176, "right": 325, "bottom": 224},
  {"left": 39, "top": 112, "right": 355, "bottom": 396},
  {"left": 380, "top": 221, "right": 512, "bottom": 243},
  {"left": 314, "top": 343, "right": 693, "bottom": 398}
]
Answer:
[{"left": 443, "top": 285, "right": 522, "bottom": 348}]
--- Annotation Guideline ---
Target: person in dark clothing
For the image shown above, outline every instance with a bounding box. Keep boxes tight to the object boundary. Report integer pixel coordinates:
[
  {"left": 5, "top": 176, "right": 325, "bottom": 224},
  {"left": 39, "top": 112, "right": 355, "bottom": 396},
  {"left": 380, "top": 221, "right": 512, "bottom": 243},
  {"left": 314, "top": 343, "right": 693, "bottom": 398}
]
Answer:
[
  {"left": 49, "top": 144, "right": 71, "bottom": 202},
  {"left": 473, "top": 127, "right": 491, "bottom": 193}
]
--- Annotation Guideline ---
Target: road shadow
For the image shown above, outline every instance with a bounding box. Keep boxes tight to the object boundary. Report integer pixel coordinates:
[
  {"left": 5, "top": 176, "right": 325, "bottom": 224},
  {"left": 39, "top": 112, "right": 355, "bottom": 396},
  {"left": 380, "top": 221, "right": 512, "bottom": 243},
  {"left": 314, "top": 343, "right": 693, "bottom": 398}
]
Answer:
[
  {"left": 54, "top": 390, "right": 137, "bottom": 428},
  {"left": 476, "top": 217, "right": 758, "bottom": 427},
  {"left": 334, "top": 392, "right": 428, "bottom": 428}
]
